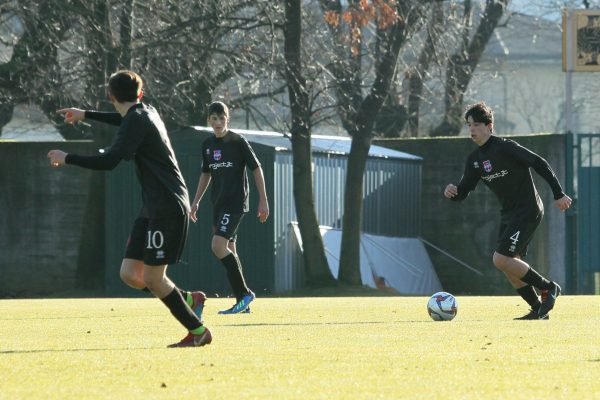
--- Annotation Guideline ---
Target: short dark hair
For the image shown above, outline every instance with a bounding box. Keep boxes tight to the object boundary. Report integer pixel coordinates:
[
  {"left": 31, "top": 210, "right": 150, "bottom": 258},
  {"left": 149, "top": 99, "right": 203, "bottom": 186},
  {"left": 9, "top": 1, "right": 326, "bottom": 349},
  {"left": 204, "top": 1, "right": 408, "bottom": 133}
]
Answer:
[
  {"left": 464, "top": 101, "right": 494, "bottom": 126},
  {"left": 108, "top": 70, "right": 143, "bottom": 103},
  {"left": 207, "top": 101, "right": 229, "bottom": 118}
]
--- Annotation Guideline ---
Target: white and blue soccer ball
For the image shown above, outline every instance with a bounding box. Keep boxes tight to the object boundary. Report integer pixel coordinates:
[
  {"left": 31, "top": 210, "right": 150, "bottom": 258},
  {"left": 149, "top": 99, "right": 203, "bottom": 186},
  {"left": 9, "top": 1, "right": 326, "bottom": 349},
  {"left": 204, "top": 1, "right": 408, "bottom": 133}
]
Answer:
[{"left": 427, "top": 292, "right": 457, "bottom": 321}]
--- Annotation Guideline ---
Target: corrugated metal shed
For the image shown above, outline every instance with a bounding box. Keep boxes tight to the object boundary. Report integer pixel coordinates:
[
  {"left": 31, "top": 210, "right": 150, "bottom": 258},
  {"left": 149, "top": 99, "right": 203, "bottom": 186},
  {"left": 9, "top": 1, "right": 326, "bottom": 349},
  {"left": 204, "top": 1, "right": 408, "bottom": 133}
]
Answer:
[{"left": 104, "top": 127, "right": 422, "bottom": 296}]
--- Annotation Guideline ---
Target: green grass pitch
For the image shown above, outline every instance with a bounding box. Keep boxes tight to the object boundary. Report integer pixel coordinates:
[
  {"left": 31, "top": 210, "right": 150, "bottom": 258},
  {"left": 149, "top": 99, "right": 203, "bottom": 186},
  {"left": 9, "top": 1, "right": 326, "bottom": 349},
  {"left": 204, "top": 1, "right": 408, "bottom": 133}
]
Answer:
[{"left": 0, "top": 296, "right": 599, "bottom": 399}]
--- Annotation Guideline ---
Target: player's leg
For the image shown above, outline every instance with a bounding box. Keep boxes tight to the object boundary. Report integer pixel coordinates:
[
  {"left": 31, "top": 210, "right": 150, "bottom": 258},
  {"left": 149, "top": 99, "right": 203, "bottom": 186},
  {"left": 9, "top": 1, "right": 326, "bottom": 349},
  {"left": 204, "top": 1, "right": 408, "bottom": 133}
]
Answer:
[
  {"left": 143, "top": 215, "right": 210, "bottom": 347},
  {"left": 212, "top": 211, "right": 254, "bottom": 314},
  {"left": 143, "top": 264, "right": 211, "bottom": 347},
  {"left": 494, "top": 213, "right": 560, "bottom": 317},
  {"left": 121, "top": 217, "right": 204, "bottom": 313},
  {"left": 228, "top": 240, "right": 251, "bottom": 313}
]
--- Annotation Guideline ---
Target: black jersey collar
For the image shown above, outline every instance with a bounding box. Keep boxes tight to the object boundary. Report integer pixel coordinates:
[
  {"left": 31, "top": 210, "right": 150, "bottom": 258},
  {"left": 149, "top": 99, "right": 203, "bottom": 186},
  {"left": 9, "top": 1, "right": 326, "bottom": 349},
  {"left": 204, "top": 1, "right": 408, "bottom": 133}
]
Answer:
[{"left": 479, "top": 135, "right": 497, "bottom": 151}]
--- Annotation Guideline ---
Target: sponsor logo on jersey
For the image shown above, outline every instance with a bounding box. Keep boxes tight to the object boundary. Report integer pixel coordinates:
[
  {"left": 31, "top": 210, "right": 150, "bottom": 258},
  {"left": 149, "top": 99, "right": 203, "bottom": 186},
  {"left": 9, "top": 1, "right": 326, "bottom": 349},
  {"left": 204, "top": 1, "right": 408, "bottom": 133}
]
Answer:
[
  {"left": 213, "top": 149, "right": 222, "bottom": 161},
  {"left": 473, "top": 161, "right": 479, "bottom": 168},
  {"left": 483, "top": 160, "right": 492, "bottom": 172},
  {"left": 209, "top": 161, "right": 233, "bottom": 170},
  {"left": 481, "top": 170, "right": 509, "bottom": 182},
  {"left": 156, "top": 250, "right": 165, "bottom": 259}
]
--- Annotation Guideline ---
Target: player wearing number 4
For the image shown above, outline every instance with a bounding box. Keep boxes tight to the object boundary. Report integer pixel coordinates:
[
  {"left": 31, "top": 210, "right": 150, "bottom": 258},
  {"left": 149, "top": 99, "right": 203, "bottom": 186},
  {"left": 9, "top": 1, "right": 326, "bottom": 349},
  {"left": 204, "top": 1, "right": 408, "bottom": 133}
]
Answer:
[
  {"left": 190, "top": 101, "right": 269, "bottom": 314},
  {"left": 48, "top": 70, "right": 211, "bottom": 347},
  {"left": 444, "top": 102, "right": 572, "bottom": 320}
]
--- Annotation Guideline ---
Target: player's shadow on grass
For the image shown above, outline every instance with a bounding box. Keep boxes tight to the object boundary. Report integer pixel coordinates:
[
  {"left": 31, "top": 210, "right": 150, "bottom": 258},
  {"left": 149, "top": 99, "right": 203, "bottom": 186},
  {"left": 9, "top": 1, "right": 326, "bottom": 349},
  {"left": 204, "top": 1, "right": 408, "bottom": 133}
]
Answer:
[
  {"left": 0, "top": 347, "right": 157, "bottom": 354},
  {"left": 216, "top": 320, "right": 432, "bottom": 327}
]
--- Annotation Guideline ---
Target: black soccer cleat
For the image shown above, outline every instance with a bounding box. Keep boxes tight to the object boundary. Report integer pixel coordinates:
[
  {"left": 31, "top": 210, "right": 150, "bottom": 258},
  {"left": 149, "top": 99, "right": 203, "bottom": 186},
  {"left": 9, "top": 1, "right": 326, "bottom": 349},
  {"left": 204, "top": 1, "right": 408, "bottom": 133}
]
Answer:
[
  {"left": 514, "top": 309, "right": 549, "bottom": 320},
  {"left": 538, "top": 282, "right": 561, "bottom": 317}
]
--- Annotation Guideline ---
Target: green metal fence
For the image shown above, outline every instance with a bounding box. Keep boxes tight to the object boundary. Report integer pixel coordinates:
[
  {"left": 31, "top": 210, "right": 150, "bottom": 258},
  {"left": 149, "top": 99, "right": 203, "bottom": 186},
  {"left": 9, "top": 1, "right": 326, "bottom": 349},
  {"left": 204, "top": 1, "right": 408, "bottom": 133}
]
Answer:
[{"left": 569, "top": 133, "right": 600, "bottom": 294}]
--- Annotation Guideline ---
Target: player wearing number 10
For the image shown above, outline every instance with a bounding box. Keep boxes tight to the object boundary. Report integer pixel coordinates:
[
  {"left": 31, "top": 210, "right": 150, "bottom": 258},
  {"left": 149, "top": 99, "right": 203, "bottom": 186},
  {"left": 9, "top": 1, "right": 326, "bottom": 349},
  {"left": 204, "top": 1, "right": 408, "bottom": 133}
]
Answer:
[
  {"left": 443, "top": 102, "right": 572, "bottom": 320},
  {"left": 47, "top": 70, "right": 211, "bottom": 347}
]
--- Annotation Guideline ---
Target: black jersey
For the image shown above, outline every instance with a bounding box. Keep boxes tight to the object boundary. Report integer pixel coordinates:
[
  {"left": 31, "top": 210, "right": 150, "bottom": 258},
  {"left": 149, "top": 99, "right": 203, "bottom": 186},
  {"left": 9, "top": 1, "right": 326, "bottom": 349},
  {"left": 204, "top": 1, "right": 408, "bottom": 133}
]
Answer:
[
  {"left": 201, "top": 130, "right": 261, "bottom": 213},
  {"left": 66, "top": 103, "right": 190, "bottom": 218},
  {"left": 452, "top": 135, "right": 564, "bottom": 221}
]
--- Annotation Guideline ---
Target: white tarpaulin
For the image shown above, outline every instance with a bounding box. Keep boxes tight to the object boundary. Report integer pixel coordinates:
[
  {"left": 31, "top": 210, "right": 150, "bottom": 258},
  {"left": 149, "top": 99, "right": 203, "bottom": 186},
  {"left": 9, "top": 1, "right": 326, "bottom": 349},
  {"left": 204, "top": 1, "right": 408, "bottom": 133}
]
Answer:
[{"left": 321, "top": 227, "right": 443, "bottom": 295}]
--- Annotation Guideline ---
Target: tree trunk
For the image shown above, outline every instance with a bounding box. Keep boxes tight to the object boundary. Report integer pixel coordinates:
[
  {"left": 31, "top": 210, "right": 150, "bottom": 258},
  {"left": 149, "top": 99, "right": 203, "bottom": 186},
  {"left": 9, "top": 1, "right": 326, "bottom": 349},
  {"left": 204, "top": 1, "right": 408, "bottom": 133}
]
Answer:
[
  {"left": 284, "top": 0, "right": 335, "bottom": 286},
  {"left": 338, "top": 135, "right": 370, "bottom": 285},
  {"left": 338, "top": 5, "right": 409, "bottom": 284}
]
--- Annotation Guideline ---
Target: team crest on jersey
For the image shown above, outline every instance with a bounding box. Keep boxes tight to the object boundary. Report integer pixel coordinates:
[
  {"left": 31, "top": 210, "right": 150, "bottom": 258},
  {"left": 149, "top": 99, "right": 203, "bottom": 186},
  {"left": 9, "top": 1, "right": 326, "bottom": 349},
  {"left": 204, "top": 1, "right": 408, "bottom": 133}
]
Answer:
[
  {"left": 473, "top": 161, "right": 479, "bottom": 168},
  {"left": 213, "top": 150, "right": 222, "bottom": 161},
  {"left": 483, "top": 160, "right": 492, "bottom": 172}
]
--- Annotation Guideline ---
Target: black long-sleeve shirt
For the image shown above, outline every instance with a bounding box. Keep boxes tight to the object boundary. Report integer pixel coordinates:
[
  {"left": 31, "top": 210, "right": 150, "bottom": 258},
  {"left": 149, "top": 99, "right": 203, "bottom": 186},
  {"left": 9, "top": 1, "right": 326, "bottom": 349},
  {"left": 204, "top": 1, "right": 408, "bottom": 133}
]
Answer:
[
  {"left": 452, "top": 135, "right": 565, "bottom": 222},
  {"left": 65, "top": 103, "right": 190, "bottom": 218}
]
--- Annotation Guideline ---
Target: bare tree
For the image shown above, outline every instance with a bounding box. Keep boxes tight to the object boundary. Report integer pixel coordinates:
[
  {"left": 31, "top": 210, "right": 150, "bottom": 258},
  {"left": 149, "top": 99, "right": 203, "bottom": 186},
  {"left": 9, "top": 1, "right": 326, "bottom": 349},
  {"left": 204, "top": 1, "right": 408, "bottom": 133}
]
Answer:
[
  {"left": 319, "top": 0, "right": 427, "bottom": 285},
  {"left": 282, "top": 0, "right": 335, "bottom": 286},
  {"left": 431, "top": 0, "right": 508, "bottom": 136}
]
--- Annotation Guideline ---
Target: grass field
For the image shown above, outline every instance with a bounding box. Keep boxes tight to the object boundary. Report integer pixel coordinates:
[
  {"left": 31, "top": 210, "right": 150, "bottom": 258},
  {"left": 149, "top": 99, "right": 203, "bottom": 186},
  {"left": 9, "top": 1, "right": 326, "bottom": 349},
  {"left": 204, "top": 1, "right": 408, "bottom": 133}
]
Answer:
[{"left": 1, "top": 295, "right": 599, "bottom": 399}]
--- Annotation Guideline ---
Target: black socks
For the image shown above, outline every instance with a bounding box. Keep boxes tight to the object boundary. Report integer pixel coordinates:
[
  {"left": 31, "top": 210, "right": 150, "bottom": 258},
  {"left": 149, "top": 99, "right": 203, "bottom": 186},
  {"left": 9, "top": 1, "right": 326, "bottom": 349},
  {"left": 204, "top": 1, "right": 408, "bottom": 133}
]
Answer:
[
  {"left": 516, "top": 285, "right": 541, "bottom": 311},
  {"left": 159, "top": 288, "right": 202, "bottom": 331},
  {"left": 520, "top": 268, "right": 553, "bottom": 290},
  {"left": 220, "top": 253, "right": 250, "bottom": 301}
]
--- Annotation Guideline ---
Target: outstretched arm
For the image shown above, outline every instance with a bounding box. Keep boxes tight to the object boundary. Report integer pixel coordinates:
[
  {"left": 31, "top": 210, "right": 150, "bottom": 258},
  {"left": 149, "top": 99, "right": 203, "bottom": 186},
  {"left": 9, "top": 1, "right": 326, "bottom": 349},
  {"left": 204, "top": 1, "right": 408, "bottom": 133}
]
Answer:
[
  {"left": 56, "top": 108, "right": 122, "bottom": 126},
  {"left": 47, "top": 149, "right": 122, "bottom": 170},
  {"left": 252, "top": 166, "right": 269, "bottom": 223}
]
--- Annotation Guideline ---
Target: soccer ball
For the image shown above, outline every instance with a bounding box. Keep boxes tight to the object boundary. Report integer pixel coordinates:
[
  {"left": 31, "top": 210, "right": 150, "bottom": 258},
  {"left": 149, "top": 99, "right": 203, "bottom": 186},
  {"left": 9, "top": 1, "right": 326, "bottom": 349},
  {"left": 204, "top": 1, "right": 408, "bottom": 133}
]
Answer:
[{"left": 427, "top": 292, "right": 457, "bottom": 321}]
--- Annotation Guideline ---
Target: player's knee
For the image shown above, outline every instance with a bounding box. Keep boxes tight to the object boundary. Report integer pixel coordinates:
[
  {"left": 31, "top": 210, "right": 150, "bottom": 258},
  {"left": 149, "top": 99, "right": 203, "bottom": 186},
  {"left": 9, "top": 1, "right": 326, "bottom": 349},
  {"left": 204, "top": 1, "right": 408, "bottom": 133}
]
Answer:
[
  {"left": 492, "top": 252, "right": 509, "bottom": 270},
  {"left": 211, "top": 237, "right": 229, "bottom": 258},
  {"left": 120, "top": 268, "right": 139, "bottom": 286}
]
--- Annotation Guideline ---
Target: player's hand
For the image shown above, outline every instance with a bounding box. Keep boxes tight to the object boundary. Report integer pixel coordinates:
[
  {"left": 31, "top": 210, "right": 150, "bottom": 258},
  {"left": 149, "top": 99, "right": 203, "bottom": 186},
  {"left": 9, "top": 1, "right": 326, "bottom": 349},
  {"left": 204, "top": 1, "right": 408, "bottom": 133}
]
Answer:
[
  {"left": 57, "top": 108, "right": 85, "bottom": 124},
  {"left": 444, "top": 184, "right": 458, "bottom": 198},
  {"left": 47, "top": 150, "right": 67, "bottom": 167},
  {"left": 555, "top": 195, "right": 572, "bottom": 212},
  {"left": 189, "top": 204, "right": 199, "bottom": 223},
  {"left": 257, "top": 198, "right": 269, "bottom": 223}
]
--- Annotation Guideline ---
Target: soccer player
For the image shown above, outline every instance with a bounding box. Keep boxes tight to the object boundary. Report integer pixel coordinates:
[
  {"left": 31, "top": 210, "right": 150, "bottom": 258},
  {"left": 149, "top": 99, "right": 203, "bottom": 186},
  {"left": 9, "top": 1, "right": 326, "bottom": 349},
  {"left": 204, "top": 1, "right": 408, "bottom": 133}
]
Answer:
[
  {"left": 189, "top": 101, "right": 269, "bottom": 314},
  {"left": 47, "top": 70, "right": 211, "bottom": 347},
  {"left": 443, "top": 101, "right": 572, "bottom": 320}
]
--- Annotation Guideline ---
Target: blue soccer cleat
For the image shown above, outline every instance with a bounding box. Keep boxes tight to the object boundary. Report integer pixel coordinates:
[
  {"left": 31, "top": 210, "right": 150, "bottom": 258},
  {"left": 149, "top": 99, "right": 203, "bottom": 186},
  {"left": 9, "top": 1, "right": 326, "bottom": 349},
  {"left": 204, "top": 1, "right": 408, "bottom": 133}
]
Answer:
[{"left": 218, "top": 291, "right": 255, "bottom": 314}]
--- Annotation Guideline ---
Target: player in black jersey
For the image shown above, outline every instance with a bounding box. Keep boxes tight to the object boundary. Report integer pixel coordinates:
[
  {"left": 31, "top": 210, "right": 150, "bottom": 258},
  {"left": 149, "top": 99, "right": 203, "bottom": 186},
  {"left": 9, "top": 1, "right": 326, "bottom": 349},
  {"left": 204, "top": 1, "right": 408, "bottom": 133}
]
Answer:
[
  {"left": 443, "top": 102, "right": 572, "bottom": 320},
  {"left": 190, "top": 101, "right": 269, "bottom": 314},
  {"left": 47, "top": 70, "right": 211, "bottom": 347}
]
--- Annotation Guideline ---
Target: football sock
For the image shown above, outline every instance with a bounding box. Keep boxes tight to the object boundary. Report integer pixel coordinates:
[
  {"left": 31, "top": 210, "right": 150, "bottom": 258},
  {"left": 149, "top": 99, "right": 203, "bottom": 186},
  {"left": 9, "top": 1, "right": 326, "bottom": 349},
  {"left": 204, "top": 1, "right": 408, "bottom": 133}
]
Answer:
[
  {"left": 159, "top": 288, "right": 203, "bottom": 331},
  {"left": 516, "top": 285, "right": 541, "bottom": 311},
  {"left": 520, "top": 268, "right": 553, "bottom": 290},
  {"left": 190, "top": 325, "right": 206, "bottom": 335},
  {"left": 180, "top": 290, "right": 192, "bottom": 307},
  {"left": 143, "top": 287, "right": 191, "bottom": 306},
  {"left": 220, "top": 253, "right": 250, "bottom": 300}
]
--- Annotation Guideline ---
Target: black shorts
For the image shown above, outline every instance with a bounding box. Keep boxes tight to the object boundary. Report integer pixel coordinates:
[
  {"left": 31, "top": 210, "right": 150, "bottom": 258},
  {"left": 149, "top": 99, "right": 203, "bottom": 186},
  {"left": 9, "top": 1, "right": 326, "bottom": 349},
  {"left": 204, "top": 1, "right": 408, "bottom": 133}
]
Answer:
[
  {"left": 212, "top": 210, "right": 244, "bottom": 242},
  {"left": 124, "top": 214, "right": 188, "bottom": 266},
  {"left": 496, "top": 211, "right": 543, "bottom": 258}
]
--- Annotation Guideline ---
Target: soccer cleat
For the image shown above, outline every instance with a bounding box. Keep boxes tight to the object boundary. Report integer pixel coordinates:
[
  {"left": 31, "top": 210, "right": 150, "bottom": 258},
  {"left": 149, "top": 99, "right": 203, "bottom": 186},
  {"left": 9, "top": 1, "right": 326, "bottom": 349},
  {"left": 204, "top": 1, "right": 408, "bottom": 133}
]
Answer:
[
  {"left": 190, "top": 291, "right": 206, "bottom": 321},
  {"left": 167, "top": 327, "right": 212, "bottom": 348},
  {"left": 218, "top": 291, "right": 255, "bottom": 314},
  {"left": 538, "top": 282, "right": 561, "bottom": 317},
  {"left": 514, "top": 308, "right": 549, "bottom": 320}
]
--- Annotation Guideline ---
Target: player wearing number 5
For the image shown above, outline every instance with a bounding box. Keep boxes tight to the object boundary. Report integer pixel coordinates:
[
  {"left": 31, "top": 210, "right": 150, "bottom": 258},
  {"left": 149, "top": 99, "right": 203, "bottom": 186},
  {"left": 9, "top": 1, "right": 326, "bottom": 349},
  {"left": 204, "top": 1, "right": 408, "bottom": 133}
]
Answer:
[
  {"left": 190, "top": 101, "right": 269, "bottom": 314},
  {"left": 443, "top": 102, "right": 572, "bottom": 320},
  {"left": 48, "top": 70, "right": 211, "bottom": 347}
]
